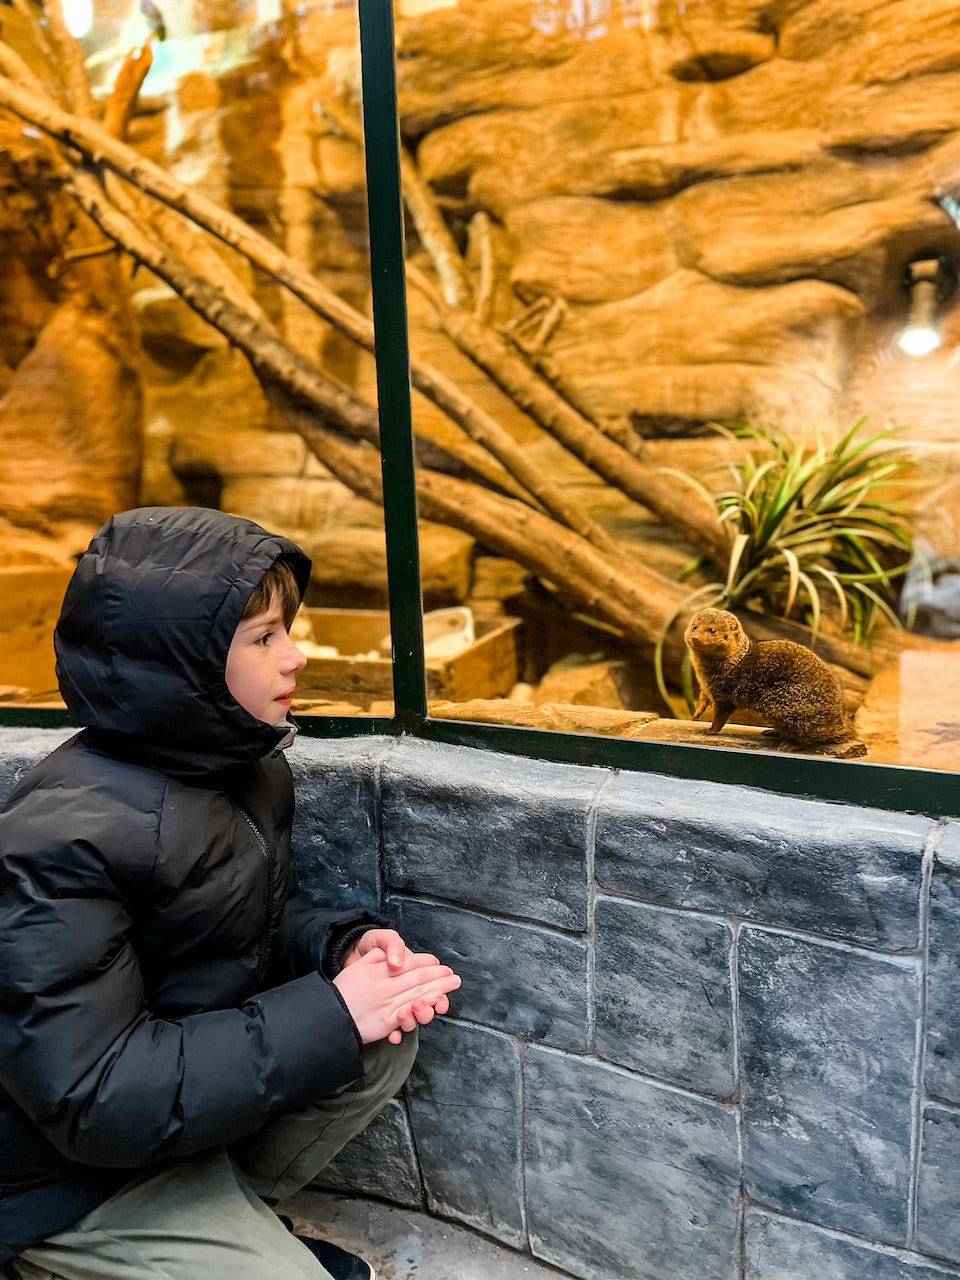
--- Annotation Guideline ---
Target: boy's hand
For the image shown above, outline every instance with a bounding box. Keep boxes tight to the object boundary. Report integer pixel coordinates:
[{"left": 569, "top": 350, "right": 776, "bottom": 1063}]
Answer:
[
  {"left": 342, "top": 928, "right": 420, "bottom": 972},
  {"left": 333, "top": 947, "right": 461, "bottom": 1045}
]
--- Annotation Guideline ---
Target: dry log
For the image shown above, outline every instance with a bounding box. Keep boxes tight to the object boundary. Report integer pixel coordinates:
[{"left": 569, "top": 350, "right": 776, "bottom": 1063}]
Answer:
[
  {"left": 0, "top": 77, "right": 626, "bottom": 542},
  {"left": 0, "top": 39, "right": 45, "bottom": 95},
  {"left": 407, "top": 264, "right": 730, "bottom": 566},
  {"left": 66, "top": 167, "right": 384, "bottom": 444},
  {"left": 102, "top": 42, "right": 152, "bottom": 140},
  {"left": 317, "top": 98, "right": 673, "bottom": 555},
  {"left": 320, "top": 100, "right": 472, "bottom": 309},
  {"left": 60, "top": 159, "right": 693, "bottom": 669},
  {"left": 7, "top": 0, "right": 59, "bottom": 97},
  {"left": 284, "top": 413, "right": 691, "bottom": 671},
  {"left": 469, "top": 211, "right": 495, "bottom": 323},
  {"left": 398, "top": 139, "right": 473, "bottom": 310},
  {"left": 42, "top": 0, "right": 90, "bottom": 117},
  {"left": 100, "top": 47, "right": 277, "bottom": 333},
  {"left": 0, "top": 61, "right": 529, "bottom": 501},
  {"left": 63, "top": 144, "right": 869, "bottom": 692}
]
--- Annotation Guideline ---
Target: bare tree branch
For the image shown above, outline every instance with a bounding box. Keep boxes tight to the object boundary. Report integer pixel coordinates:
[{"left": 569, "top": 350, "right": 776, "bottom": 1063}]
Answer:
[
  {"left": 0, "top": 72, "right": 533, "bottom": 501},
  {"left": 42, "top": 0, "right": 91, "bottom": 117},
  {"left": 407, "top": 263, "right": 730, "bottom": 566},
  {"left": 67, "top": 166, "right": 384, "bottom": 443},
  {"left": 319, "top": 99, "right": 473, "bottom": 309},
  {"left": 470, "top": 211, "right": 495, "bottom": 323},
  {"left": 280, "top": 409, "right": 692, "bottom": 670}
]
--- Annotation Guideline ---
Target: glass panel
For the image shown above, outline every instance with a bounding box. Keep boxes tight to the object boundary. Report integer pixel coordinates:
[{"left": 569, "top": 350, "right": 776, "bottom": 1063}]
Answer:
[
  {"left": 393, "top": 0, "right": 960, "bottom": 772},
  {"left": 0, "top": 0, "right": 392, "bottom": 718}
]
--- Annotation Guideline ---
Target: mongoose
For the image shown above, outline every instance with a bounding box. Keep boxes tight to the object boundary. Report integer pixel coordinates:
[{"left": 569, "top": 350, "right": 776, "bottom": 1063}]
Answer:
[{"left": 683, "top": 608, "right": 867, "bottom": 758}]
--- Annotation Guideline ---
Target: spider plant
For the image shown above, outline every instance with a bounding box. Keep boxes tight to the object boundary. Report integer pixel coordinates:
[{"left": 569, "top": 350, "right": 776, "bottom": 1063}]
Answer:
[{"left": 653, "top": 419, "right": 922, "bottom": 711}]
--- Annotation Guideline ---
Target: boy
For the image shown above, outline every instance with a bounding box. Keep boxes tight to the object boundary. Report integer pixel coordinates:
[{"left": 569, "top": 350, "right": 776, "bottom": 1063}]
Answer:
[{"left": 0, "top": 507, "right": 460, "bottom": 1280}]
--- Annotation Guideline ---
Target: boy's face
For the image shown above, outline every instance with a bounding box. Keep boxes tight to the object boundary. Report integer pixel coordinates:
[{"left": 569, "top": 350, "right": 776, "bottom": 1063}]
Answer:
[{"left": 225, "top": 602, "right": 307, "bottom": 724}]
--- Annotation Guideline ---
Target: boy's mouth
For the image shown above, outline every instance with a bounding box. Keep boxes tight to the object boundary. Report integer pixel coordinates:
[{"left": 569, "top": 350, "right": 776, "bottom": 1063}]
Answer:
[{"left": 275, "top": 687, "right": 296, "bottom": 704}]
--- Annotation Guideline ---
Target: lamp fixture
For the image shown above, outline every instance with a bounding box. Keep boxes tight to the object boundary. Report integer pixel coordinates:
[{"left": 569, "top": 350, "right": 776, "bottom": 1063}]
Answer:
[
  {"left": 62, "top": 0, "right": 93, "bottom": 38},
  {"left": 898, "top": 253, "right": 957, "bottom": 357}
]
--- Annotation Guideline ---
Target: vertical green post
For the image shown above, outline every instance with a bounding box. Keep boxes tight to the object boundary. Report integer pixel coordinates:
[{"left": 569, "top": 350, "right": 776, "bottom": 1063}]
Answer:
[{"left": 358, "top": 0, "right": 427, "bottom": 724}]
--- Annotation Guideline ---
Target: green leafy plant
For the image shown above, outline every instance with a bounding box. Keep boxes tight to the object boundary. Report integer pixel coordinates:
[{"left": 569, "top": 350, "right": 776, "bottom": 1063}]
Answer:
[{"left": 654, "top": 419, "right": 922, "bottom": 711}]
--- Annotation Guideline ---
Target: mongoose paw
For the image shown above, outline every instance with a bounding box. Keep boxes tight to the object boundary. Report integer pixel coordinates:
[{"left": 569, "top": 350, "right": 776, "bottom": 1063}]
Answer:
[
  {"left": 824, "top": 739, "right": 868, "bottom": 759},
  {"left": 776, "top": 739, "right": 868, "bottom": 759}
]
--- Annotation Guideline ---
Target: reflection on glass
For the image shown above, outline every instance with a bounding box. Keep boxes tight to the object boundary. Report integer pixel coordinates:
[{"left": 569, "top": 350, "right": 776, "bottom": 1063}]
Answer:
[
  {"left": 0, "top": 0, "right": 391, "bottom": 717},
  {"left": 397, "top": 0, "right": 960, "bottom": 771}
]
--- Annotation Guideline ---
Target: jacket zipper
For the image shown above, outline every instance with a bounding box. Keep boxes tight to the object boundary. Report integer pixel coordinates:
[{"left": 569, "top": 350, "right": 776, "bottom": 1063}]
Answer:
[{"left": 234, "top": 804, "right": 277, "bottom": 988}]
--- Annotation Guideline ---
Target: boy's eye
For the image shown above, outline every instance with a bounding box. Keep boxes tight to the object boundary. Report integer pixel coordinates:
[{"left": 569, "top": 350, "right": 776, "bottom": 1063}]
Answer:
[{"left": 255, "top": 631, "right": 273, "bottom": 646}]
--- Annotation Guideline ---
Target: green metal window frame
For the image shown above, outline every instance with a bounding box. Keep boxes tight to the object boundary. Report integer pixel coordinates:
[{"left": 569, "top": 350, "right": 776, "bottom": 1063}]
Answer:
[{"left": 3, "top": 0, "right": 959, "bottom": 820}]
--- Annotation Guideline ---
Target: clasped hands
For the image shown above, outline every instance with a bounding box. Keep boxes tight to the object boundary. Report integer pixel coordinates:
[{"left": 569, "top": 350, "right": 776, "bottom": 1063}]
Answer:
[{"left": 333, "top": 928, "right": 461, "bottom": 1046}]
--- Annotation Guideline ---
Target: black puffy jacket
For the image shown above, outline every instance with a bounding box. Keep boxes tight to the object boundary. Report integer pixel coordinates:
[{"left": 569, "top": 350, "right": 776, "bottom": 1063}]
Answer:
[{"left": 0, "top": 508, "right": 372, "bottom": 1263}]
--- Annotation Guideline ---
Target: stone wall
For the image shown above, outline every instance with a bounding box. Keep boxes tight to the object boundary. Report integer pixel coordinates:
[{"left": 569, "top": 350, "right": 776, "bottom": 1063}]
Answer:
[{"left": 2, "top": 727, "right": 959, "bottom": 1280}]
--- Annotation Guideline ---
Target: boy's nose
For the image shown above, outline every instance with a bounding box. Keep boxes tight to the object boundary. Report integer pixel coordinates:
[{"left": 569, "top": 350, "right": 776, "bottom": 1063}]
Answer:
[{"left": 281, "top": 634, "right": 308, "bottom": 672}]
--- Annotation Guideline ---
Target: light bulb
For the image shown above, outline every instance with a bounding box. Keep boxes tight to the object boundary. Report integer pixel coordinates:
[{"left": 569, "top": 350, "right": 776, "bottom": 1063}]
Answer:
[
  {"left": 898, "top": 326, "right": 941, "bottom": 357},
  {"left": 63, "top": 0, "right": 93, "bottom": 37}
]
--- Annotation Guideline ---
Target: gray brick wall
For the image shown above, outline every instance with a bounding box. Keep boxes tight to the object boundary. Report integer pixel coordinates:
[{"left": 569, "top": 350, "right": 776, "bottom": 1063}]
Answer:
[{"left": 2, "top": 727, "right": 958, "bottom": 1280}]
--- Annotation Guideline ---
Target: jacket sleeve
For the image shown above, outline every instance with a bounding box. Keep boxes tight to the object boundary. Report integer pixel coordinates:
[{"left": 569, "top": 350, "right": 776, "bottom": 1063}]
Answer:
[
  {"left": 269, "top": 890, "right": 377, "bottom": 981},
  {"left": 0, "top": 850, "right": 364, "bottom": 1169}
]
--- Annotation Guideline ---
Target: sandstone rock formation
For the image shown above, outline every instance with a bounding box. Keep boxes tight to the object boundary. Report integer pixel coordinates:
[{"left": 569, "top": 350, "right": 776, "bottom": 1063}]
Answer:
[
  {"left": 400, "top": 0, "right": 960, "bottom": 437},
  {"left": 0, "top": 114, "right": 142, "bottom": 568}
]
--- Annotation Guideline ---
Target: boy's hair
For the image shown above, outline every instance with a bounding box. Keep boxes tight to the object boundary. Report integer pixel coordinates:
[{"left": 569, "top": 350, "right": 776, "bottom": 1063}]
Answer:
[{"left": 241, "top": 558, "right": 301, "bottom": 629}]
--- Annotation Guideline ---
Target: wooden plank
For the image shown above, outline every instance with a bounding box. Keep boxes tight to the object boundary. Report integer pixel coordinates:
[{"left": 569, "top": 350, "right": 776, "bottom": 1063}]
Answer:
[
  {"left": 431, "top": 616, "right": 521, "bottom": 703},
  {"left": 299, "top": 608, "right": 521, "bottom": 709}
]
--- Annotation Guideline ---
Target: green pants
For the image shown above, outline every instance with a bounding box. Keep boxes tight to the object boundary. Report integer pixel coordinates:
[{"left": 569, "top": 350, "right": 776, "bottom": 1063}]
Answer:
[{"left": 12, "top": 1033, "right": 417, "bottom": 1280}]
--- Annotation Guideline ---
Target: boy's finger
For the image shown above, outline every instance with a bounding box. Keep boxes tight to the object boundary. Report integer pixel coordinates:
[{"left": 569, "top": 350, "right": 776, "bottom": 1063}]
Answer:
[
  {"left": 388, "top": 1028, "right": 403, "bottom": 1045},
  {"left": 433, "top": 994, "right": 450, "bottom": 1016},
  {"left": 396, "top": 1004, "right": 418, "bottom": 1033},
  {"left": 394, "top": 975, "right": 461, "bottom": 1010},
  {"left": 382, "top": 930, "right": 407, "bottom": 968},
  {"left": 410, "top": 998, "right": 436, "bottom": 1027},
  {"left": 390, "top": 963, "right": 457, "bottom": 993}
]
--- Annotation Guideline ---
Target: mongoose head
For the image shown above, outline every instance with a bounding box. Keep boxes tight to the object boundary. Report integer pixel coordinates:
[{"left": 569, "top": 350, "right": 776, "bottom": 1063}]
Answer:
[{"left": 684, "top": 608, "right": 748, "bottom": 659}]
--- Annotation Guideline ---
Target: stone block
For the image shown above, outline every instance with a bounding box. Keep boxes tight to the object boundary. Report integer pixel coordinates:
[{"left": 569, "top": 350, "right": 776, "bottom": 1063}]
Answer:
[
  {"left": 926, "top": 824, "right": 960, "bottom": 1103},
  {"left": 310, "top": 1098, "right": 423, "bottom": 1210},
  {"left": 296, "top": 523, "right": 476, "bottom": 610},
  {"left": 739, "top": 927, "right": 920, "bottom": 1241},
  {"left": 745, "top": 1207, "right": 955, "bottom": 1280},
  {"left": 405, "top": 1019, "right": 524, "bottom": 1248},
  {"left": 222, "top": 476, "right": 353, "bottom": 532},
  {"left": 390, "top": 895, "right": 589, "bottom": 1050},
  {"left": 548, "top": 273, "right": 862, "bottom": 424},
  {"left": 534, "top": 658, "right": 664, "bottom": 714},
  {"left": 506, "top": 198, "right": 677, "bottom": 304},
  {"left": 595, "top": 898, "right": 735, "bottom": 1097},
  {"left": 595, "top": 771, "right": 930, "bottom": 950},
  {"left": 0, "top": 729, "right": 76, "bottom": 808},
  {"left": 917, "top": 1103, "right": 960, "bottom": 1263},
  {"left": 524, "top": 1047, "right": 740, "bottom": 1280},
  {"left": 382, "top": 739, "right": 605, "bottom": 930},
  {"left": 170, "top": 427, "right": 308, "bottom": 479},
  {"left": 288, "top": 735, "right": 395, "bottom": 913}
]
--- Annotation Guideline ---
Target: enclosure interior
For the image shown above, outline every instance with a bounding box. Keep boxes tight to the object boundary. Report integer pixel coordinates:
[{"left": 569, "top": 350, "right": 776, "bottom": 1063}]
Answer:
[{"left": 2, "top": 0, "right": 960, "bottom": 775}]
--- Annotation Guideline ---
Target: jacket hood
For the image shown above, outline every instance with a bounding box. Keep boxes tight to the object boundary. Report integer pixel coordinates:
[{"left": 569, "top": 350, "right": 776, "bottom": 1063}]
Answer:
[{"left": 55, "top": 507, "right": 311, "bottom": 772}]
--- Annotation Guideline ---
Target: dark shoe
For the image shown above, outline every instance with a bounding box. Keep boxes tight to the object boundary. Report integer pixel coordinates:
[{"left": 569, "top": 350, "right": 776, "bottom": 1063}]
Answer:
[{"left": 295, "top": 1234, "right": 377, "bottom": 1280}]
